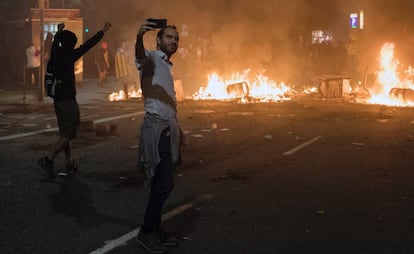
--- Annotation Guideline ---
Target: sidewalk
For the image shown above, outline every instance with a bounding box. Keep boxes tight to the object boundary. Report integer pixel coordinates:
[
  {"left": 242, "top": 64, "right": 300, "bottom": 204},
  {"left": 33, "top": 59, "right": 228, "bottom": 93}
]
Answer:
[{"left": 0, "top": 76, "right": 126, "bottom": 113}]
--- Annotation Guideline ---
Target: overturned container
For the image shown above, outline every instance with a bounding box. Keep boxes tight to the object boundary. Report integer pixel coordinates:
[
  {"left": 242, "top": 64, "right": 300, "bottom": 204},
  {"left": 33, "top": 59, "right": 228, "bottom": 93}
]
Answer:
[{"left": 226, "top": 81, "right": 250, "bottom": 99}]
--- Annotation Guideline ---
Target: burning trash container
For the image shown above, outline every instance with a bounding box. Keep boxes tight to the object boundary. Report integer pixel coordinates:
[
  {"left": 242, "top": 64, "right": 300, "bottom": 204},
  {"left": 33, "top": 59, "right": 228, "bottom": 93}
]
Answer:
[
  {"left": 317, "top": 75, "right": 352, "bottom": 98},
  {"left": 226, "top": 81, "right": 250, "bottom": 99}
]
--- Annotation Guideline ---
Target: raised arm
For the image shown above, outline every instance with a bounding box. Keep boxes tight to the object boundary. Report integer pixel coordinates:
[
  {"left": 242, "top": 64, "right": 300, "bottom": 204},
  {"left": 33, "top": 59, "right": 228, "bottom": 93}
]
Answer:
[
  {"left": 135, "top": 19, "right": 157, "bottom": 63},
  {"left": 74, "top": 22, "right": 112, "bottom": 61}
]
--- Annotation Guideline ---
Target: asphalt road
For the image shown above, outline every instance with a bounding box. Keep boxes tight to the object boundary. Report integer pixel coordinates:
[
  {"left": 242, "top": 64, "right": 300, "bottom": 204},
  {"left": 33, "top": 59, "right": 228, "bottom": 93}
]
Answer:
[{"left": 1, "top": 97, "right": 414, "bottom": 254}]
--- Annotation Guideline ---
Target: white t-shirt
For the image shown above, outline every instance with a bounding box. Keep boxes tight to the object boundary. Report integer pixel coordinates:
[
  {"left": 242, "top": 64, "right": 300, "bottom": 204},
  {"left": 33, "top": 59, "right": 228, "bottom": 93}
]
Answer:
[{"left": 26, "top": 45, "right": 40, "bottom": 68}]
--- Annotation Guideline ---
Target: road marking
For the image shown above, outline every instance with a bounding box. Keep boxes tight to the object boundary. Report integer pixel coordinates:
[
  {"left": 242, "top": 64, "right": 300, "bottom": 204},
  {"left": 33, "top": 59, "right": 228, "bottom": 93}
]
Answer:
[
  {"left": 44, "top": 116, "right": 57, "bottom": 120},
  {"left": 92, "top": 112, "right": 144, "bottom": 124},
  {"left": 283, "top": 135, "right": 323, "bottom": 156},
  {"left": 81, "top": 114, "right": 100, "bottom": 119},
  {"left": 89, "top": 194, "right": 213, "bottom": 254},
  {"left": 0, "top": 111, "right": 144, "bottom": 141},
  {"left": 0, "top": 127, "right": 59, "bottom": 141}
]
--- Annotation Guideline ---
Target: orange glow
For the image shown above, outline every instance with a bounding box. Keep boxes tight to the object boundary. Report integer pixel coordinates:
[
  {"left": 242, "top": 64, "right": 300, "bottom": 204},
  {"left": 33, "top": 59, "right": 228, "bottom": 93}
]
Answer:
[
  {"left": 108, "top": 88, "right": 142, "bottom": 101},
  {"left": 366, "top": 43, "right": 414, "bottom": 106},
  {"left": 191, "top": 70, "right": 295, "bottom": 102}
]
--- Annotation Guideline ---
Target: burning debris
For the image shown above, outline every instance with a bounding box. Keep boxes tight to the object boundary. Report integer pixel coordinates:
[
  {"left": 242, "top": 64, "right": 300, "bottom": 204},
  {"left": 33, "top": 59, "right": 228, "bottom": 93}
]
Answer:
[
  {"left": 106, "top": 42, "right": 414, "bottom": 107},
  {"left": 108, "top": 87, "right": 142, "bottom": 102},
  {"left": 190, "top": 71, "right": 296, "bottom": 103},
  {"left": 363, "top": 43, "right": 414, "bottom": 106}
]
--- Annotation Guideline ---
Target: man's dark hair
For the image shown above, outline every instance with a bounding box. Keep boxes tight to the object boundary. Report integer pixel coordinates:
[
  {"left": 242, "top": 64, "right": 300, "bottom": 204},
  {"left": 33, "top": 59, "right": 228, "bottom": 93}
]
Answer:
[
  {"left": 59, "top": 30, "right": 78, "bottom": 49},
  {"left": 156, "top": 25, "right": 177, "bottom": 40}
]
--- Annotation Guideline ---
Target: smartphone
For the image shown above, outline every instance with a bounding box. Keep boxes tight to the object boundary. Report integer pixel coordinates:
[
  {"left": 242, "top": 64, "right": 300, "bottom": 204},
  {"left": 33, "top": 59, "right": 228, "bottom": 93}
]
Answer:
[{"left": 148, "top": 18, "right": 167, "bottom": 29}]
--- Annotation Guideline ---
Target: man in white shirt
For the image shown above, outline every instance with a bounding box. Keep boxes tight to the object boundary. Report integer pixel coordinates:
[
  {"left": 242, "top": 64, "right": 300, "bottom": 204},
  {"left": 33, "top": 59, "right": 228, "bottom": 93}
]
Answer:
[
  {"left": 25, "top": 43, "right": 40, "bottom": 86},
  {"left": 135, "top": 19, "right": 182, "bottom": 254}
]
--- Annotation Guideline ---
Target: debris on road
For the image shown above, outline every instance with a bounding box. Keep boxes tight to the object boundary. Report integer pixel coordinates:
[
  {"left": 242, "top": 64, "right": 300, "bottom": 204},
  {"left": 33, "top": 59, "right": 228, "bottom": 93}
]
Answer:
[
  {"left": 352, "top": 142, "right": 364, "bottom": 146},
  {"left": 95, "top": 124, "right": 119, "bottom": 136}
]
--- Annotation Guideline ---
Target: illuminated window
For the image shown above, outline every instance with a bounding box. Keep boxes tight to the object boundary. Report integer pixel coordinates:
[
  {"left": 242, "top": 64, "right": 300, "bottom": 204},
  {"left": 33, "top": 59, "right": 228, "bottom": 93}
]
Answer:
[
  {"left": 43, "top": 23, "right": 59, "bottom": 39},
  {"left": 312, "top": 30, "right": 333, "bottom": 44}
]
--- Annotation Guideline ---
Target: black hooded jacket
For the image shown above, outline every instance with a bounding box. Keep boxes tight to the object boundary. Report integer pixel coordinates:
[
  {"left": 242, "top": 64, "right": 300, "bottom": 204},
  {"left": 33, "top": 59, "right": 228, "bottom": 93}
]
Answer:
[{"left": 47, "top": 30, "right": 104, "bottom": 101}]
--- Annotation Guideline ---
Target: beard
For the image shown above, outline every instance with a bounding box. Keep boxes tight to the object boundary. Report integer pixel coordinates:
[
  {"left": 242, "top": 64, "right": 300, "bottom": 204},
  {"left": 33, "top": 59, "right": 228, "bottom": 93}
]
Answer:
[{"left": 160, "top": 43, "right": 178, "bottom": 56}]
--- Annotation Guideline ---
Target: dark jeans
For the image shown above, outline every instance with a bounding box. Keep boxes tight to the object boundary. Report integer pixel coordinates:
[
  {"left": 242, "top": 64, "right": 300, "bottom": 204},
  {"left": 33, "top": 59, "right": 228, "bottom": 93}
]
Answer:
[{"left": 142, "top": 127, "right": 174, "bottom": 233}]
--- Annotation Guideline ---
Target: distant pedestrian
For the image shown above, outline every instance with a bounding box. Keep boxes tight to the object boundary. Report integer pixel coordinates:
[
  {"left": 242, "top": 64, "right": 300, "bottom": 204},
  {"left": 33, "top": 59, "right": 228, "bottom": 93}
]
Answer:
[
  {"left": 25, "top": 42, "right": 40, "bottom": 86},
  {"left": 37, "top": 22, "right": 112, "bottom": 178},
  {"left": 94, "top": 41, "right": 110, "bottom": 86},
  {"left": 135, "top": 19, "right": 183, "bottom": 254}
]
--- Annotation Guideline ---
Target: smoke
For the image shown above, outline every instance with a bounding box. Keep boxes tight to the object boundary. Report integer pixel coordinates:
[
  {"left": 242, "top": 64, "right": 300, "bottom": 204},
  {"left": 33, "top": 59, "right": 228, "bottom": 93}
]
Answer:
[{"left": 90, "top": 0, "right": 414, "bottom": 92}]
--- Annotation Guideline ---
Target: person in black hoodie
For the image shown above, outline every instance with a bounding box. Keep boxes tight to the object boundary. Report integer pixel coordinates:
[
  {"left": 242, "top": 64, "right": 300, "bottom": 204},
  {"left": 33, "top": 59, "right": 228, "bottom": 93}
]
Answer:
[{"left": 38, "top": 22, "right": 112, "bottom": 178}]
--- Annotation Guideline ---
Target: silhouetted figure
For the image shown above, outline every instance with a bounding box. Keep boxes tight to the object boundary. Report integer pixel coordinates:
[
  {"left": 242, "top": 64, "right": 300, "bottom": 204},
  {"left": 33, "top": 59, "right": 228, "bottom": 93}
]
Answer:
[
  {"left": 37, "top": 22, "right": 112, "bottom": 178},
  {"left": 94, "top": 41, "right": 110, "bottom": 86}
]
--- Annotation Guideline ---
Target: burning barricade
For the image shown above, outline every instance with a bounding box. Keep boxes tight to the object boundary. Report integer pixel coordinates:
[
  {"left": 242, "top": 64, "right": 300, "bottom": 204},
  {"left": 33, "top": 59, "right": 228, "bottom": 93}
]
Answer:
[
  {"left": 361, "top": 43, "right": 414, "bottom": 106},
  {"left": 106, "top": 42, "right": 414, "bottom": 107},
  {"left": 190, "top": 72, "right": 296, "bottom": 103}
]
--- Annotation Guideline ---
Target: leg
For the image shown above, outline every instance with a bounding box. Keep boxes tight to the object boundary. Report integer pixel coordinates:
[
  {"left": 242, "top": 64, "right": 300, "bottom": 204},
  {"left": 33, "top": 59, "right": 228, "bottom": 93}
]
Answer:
[
  {"left": 37, "top": 136, "right": 69, "bottom": 179},
  {"left": 142, "top": 128, "right": 174, "bottom": 233},
  {"left": 33, "top": 67, "right": 40, "bottom": 87},
  {"left": 64, "top": 140, "right": 72, "bottom": 163},
  {"left": 100, "top": 70, "right": 107, "bottom": 83},
  {"left": 97, "top": 64, "right": 102, "bottom": 84},
  {"left": 47, "top": 136, "right": 70, "bottom": 161},
  {"left": 136, "top": 128, "right": 173, "bottom": 253},
  {"left": 25, "top": 68, "right": 31, "bottom": 86},
  {"left": 26, "top": 68, "right": 35, "bottom": 86},
  {"left": 64, "top": 141, "right": 78, "bottom": 174},
  {"left": 39, "top": 100, "right": 79, "bottom": 175}
]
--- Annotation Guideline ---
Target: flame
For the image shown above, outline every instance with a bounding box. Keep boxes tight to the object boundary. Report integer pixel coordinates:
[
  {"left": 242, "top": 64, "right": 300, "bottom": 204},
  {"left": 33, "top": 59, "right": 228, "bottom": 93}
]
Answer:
[
  {"left": 367, "top": 43, "right": 414, "bottom": 106},
  {"left": 109, "top": 87, "right": 142, "bottom": 101},
  {"left": 191, "top": 70, "right": 295, "bottom": 102}
]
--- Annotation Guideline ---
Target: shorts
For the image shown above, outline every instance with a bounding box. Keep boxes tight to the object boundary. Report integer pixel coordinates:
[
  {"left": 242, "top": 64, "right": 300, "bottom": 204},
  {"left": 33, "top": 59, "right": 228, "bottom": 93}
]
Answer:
[
  {"left": 54, "top": 100, "right": 80, "bottom": 140},
  {"left": 96, "top": 62, "right": 107, "bottom": 73}
]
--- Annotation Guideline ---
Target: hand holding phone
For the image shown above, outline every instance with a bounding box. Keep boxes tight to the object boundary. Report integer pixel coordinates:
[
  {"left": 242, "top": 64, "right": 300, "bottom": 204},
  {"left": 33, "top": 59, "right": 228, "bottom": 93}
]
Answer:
[{"left": 148, "top": 18, "right": 167, "bottom": 29}]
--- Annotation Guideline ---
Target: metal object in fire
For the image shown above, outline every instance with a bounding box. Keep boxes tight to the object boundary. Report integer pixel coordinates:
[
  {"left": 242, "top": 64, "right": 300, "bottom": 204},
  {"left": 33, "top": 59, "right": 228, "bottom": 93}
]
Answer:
[
  {"left": 317, "top": 75, "right": 352, "bottom": 98},
  {"left": 226, "top": 81, "right": 249, "bottom": 98},
  {"left": 389, "top": 88, "right": 414, "bottom": 103}
]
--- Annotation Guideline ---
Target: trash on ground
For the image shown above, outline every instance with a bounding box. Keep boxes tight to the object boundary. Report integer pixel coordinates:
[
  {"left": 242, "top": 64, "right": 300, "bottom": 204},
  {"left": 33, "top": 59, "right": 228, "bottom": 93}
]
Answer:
[
  {"left": 377, "top": 119, "right": 389, "bottom": 123},
  {"left": 352, "top": 142, "right": 364, "bottom": 146},
  {"left": 95, "top": 124, "right": 119, "bottom": 136}
]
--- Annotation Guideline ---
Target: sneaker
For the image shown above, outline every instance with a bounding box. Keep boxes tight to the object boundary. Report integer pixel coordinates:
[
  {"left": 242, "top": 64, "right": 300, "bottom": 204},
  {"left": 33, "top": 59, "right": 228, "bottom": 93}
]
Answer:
[
  {"left": 136, "top": 231, "right": 168, "bottom": 254},
  {"left": 159, "top": 228, "right": 179, "bottom": 246},
  {"left": 66, "top": 160, "right": 79, "bottom": 175},
  {"left": 37, "top": 157, "right": 55, "bottom": 178}
]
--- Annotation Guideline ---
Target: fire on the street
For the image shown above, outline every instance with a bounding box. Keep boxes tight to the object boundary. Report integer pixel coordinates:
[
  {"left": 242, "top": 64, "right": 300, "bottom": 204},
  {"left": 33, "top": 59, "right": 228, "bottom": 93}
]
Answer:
[
  {"left": 190, "top": 71, "right": 295, "bottom": 103},
  {"left": 108, "top": 87, "right": 142, "bottom": 102},
  {"left": 365, "top": 43, "right": 414, "bottom": 107},
  {"left": 108, "top": 43, "right": 414, "bottom": 107}
]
